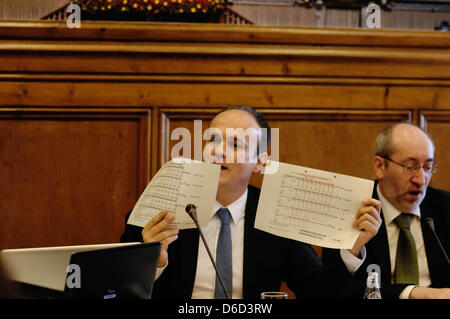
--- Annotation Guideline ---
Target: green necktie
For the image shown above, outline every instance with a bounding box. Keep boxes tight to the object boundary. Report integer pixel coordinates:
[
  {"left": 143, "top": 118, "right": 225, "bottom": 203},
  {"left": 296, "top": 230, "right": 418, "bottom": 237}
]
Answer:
[{"left": 393, "top": 213, "right": 420, "bottom": 285}]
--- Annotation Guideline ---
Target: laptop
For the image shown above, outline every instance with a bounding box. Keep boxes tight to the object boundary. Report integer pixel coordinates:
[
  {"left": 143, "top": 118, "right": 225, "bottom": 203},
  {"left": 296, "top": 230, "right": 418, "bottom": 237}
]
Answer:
[
  {"left": 65, "top": 242, "right": 161, "bottom": 299},
  {"left": 1, "top": 242, "right": 161, "bottom": 299}
]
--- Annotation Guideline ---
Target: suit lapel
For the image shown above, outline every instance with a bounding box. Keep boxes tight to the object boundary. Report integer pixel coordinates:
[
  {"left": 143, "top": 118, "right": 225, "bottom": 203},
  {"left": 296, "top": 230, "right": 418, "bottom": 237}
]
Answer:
[
  {"left": 369, "top": 182, "right": 393, "bottom": 283},
  {"left": 178, "top": 228, "right": 199, "bottom": 298},
  {"left": 419, "top": 192, "right": 448, "bottom": 287},
  {"left": 374, "top": 183, "right": 449, "bottom": 287},
  {"left": 242, "top": 186, "right": 258, "bottom": 299}
]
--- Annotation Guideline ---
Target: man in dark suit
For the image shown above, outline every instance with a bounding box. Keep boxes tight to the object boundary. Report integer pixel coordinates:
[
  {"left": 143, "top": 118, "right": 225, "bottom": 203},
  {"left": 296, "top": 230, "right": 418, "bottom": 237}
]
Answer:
[
  {"left": 323, "top": 123, "right": 450, "bottom": 299},
  {"left": 121, "top": 105, "right": 381, "bottom": 299}
]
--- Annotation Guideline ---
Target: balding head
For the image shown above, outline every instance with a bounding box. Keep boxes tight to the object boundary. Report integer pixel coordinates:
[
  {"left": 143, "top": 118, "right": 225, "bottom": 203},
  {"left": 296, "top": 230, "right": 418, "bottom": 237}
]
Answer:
[
  {"left": 374, "top": 122, "right": 435, "bottom": 159},
  {"left": 373, "top": 122, "right": 436, "bottom": 213}
]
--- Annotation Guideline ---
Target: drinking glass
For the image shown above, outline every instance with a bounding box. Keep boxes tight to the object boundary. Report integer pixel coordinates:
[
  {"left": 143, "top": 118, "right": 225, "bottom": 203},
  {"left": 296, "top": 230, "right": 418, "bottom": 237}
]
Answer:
[{"left": 260, "top": 291, "right": 288, "bottom": 299}]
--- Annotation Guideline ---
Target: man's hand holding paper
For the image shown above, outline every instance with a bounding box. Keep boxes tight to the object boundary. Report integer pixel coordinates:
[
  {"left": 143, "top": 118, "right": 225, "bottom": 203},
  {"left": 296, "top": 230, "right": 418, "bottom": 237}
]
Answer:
[
  {"left": 141, "top": 210, "right": 178, "bottom": 267},
  {"left": 127, "top": 158, "right": 220, "bottom": 230},
  {"left": 126, "top": 158, "right": 220, "bottom": 268},
  {"left": 255, "top": 160, "right": 381, "bottom": 251},
  {"left": 350, "top": 198, "right": 381, "bottom": 257}
]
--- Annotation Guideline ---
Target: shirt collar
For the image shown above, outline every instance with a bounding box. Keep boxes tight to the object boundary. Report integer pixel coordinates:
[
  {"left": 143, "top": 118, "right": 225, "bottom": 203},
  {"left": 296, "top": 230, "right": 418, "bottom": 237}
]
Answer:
[
  {"left": 376, "top": 184, "right": 421, "bottom": 225},
  {"left": 212, "top": 189, "right": 248, "bottom": 224}
]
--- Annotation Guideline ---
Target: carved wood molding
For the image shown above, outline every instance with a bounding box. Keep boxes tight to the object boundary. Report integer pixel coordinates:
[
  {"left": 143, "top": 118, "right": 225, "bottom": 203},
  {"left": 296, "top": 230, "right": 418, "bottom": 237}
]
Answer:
[
  {"left": 1, "top": 20, "right": 449, "bottom": 47},
  {"left": 1, "top": 22, "right": 448, "bottom": 84}
]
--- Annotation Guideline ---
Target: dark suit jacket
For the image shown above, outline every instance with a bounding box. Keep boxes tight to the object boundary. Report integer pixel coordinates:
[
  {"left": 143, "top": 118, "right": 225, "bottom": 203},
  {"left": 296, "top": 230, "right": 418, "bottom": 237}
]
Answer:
[
  {"left": 322, "top": 181, "right": 450, "bottom": 299},
  {"left": 120, "top": 185, "right": 325, "bottom": 299}
]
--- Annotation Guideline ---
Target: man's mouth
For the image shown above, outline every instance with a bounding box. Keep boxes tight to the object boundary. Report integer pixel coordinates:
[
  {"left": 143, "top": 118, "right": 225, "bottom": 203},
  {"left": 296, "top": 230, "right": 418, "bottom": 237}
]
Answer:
[
  {"left": 406, "top": 190, "right": 422, "bottom": 200},
  {"left": 213, "top": 161, "right": 228, "bottom": 170}
]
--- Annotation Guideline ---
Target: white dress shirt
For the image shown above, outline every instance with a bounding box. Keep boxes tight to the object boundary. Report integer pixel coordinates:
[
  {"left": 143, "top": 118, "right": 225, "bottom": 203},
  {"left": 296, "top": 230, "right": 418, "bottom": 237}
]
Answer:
[
  {"left": 377, "top": 185, "right": 431, "bottom": 299},
  {"left": 191, "top": 190, "right": 247, "bottom": 299}
]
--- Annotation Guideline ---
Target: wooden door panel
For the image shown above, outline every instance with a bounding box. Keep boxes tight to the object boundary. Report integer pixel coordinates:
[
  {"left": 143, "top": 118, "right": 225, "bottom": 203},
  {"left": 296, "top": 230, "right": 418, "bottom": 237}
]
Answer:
[
  {"left": 420, "top": 110, "right": 450, "bottom": 191},
  {"left": 0, "top": 108, "right": 151, "bottom": 249}
]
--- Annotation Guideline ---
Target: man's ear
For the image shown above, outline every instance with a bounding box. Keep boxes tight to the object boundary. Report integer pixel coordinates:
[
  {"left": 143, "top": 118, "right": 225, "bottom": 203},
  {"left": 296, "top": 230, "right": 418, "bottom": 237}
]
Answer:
[
  {"left": 253, "top": 152, "right": 268, "bottom": 174},
  {"left": 373, "top": 156, "right": 386, "bottom": 179}
]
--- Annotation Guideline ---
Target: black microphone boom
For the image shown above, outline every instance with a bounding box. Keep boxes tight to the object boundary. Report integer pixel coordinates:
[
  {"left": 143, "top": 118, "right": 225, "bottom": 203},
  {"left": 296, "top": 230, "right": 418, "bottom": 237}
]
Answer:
[
  {"left": 185, "top": 204, "right": 231, "bottom": 299},
  {"left": 424, "top": 217, "right": 450, "bottom": 266}
]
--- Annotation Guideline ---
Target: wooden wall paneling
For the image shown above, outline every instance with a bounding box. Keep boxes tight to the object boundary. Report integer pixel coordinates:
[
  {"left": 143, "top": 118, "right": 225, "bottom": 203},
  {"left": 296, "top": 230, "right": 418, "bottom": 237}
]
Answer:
[
  {"left": 0, "top": 108, "right": 151, "bottom": 250},
  {"left": 419, "top": 110, "right": 450, "bottom": 192},
  {"left": 0, "top": 48, "right": 448, "bottom": 79},
  {"left": 1, "top": 77, "right": 449, "bottom": 110},
  {"left": 0, "top": 80, "right": 390, "bottom": 109},
  {"left": 151, "top": 106, "right": 161, "bottom": 179},
  {"left": 387, "top": 86, "right": 450, "bottom": 109}
]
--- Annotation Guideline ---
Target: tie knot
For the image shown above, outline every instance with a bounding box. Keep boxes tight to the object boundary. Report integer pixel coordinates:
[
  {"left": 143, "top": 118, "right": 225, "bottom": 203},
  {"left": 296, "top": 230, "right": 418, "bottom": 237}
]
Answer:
[
  {"left": 217, "top": 208, "right": 231, "bottom": 226},
  {"left": 395, "top": 213, "right": 411, "bottom": 230}
]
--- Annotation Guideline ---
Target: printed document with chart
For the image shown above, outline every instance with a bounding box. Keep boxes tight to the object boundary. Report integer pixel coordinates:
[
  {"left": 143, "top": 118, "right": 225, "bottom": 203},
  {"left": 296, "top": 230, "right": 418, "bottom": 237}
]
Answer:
[
  {"left": 255, "top": 161, "right": 374, "bottom": 249},
  {"left": 127, "top": 158, "right": 220, "bottom": 230}
]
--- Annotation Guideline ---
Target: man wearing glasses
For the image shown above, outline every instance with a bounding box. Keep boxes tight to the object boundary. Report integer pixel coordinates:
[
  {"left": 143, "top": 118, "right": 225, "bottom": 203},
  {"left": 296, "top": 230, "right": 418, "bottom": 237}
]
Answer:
[{"left": 324, "top": 122, "right": 450, "bottom": 299}]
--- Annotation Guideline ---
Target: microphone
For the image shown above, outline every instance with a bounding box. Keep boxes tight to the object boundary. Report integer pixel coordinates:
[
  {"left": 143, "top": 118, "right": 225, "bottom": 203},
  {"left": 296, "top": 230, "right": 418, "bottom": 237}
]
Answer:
[
  {"left": 185, "top": 204, "right": 231, "bottom": 299},
  {"left": 424, "top": 217, "right": 450, "bottom": 266}
]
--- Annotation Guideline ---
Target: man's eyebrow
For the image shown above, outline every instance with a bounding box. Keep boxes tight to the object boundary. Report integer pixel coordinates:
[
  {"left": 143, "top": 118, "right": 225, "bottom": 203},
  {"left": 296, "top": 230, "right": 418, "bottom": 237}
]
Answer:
[{"left": 405, "top": 157, "right": 434, "bottom": 163}]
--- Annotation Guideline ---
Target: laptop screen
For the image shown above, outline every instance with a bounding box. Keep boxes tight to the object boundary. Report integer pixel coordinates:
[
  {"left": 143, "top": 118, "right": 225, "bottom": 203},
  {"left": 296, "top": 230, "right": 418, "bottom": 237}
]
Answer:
[{"left": 65, "top": 242, "right": 161, "bottom": 299}]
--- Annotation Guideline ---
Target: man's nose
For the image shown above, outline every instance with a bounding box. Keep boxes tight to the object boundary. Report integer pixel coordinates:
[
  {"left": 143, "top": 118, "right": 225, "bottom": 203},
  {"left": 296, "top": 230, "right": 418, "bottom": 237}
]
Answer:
[
  {"left": 211, "top": 141, "right": 225, "bottom": 161},
  {"left": 411, "top": 166, "right": 427, "bottom": 187}
]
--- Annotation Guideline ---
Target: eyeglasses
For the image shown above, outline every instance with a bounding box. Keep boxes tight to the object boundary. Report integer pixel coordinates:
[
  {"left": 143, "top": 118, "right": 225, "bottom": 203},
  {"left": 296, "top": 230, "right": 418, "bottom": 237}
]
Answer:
[{"left": 382, "top": 156, "right": 439, "bottom": 175}]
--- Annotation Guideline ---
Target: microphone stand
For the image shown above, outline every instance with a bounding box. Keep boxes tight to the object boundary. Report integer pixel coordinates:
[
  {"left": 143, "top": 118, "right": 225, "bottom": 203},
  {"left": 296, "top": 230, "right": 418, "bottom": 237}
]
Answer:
[{"left": 425, "top": 217, "right": 450, "bottom": 266}]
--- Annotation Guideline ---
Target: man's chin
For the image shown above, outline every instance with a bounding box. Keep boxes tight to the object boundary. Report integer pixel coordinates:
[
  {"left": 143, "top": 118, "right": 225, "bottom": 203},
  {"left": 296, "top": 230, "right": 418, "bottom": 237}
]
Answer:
[
  {"left": 218, "top": 173, "right": 235, "bottom": 190},
  {"left": 218, "top": 167, "right": 229, "bottom": 178},
  {"left": 399, "top": 199, "right": 423, "bottom": 213}
]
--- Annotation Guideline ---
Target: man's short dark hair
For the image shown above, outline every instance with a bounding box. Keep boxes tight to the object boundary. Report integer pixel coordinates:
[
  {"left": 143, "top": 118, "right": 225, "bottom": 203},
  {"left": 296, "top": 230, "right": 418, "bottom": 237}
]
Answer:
[{"left": 214, "top": 105, "right": 271, "bottom": 154}]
